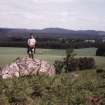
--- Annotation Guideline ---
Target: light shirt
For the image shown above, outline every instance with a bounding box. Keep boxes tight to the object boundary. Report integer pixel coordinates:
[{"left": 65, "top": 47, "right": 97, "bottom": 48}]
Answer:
[{"left": 28, "top": 38, "right": 36, "bottom": 46}]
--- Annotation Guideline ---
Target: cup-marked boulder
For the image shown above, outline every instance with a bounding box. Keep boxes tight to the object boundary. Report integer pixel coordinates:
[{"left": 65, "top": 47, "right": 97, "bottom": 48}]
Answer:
[{"left": 1, "top": 57, "right": 55, "bottom": 79}]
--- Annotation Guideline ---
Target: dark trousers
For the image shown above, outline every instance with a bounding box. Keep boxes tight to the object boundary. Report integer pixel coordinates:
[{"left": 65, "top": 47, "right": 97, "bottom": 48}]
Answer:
[{"left": 27, "top": 46, "right": 35, "bottom": 58}]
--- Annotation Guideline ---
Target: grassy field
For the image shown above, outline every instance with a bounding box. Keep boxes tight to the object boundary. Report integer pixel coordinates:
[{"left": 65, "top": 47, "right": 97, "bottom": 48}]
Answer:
[
  {"left": 0, "top": 47, "right": 105, "bottom": 105},
  {"left": 0, "top": 69, "right": 100, "bottom": 105},
  {"left": 0, "top": 47, "right": 105, "bottom": 68}
]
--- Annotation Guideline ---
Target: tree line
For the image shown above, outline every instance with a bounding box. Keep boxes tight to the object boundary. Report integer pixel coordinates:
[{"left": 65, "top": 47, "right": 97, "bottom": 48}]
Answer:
[{"left": 0, "top": 37, "right": 105, "bottom": 49}]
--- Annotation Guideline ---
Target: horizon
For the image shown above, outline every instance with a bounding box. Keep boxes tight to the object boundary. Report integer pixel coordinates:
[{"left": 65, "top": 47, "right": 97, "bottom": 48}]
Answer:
[
  {"left": 0, "top": 27, "right": 105, "bottom": 32},
  {"left": 0, "top": 0, "right": 105, "bottom": 31}
]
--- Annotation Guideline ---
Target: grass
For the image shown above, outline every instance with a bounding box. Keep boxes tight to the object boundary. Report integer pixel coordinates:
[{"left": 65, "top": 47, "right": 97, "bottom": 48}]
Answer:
[
  {"left": 0, "top": 47, "right": 105, "bottom": 68},
  {"left": 0, "top": 47, "right": 65, "bottom": 66},
  {"left": 0, "top": 69, "right": 104, "bottom": 105},
  {"left": 0, "top": 47, "right": 105, "bottom": 105},
  {"left": 0, "top": 70, "right": 96, "bottom": 104}
]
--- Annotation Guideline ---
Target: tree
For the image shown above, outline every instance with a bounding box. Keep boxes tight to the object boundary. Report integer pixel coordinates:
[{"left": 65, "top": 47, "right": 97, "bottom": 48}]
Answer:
[
  {"left": 64, "top": 49, "right": 77, "bottom": 72},
  {"left": 96, "top": 48, "right": 105, "bottom": 56}
]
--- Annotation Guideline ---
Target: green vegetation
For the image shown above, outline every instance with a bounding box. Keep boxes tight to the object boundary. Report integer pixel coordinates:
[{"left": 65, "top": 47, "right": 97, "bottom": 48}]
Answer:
[
  {"left": 0, "top": 72, "right": 96, "bottom": 105},
  {"left": 0, "top": 69, "right": 105, "bottom": 105},
  {"left": 96, "top": 47, "right": 105, "bottom": 56},
  {"left": 54, "top": 49, "right": 95, "bottom": 73},
  {"left": 0, "top": 47, "right": 105, "bottom": 105},
  {"left": 0, "top": 47, "right": 105, "bottom": 68}
]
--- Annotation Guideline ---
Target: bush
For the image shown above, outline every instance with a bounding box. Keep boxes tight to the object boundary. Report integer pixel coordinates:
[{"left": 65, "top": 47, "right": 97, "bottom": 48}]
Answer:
[
  {"left": 54, "top": 57, "right": 95, "bottom": 73},
  {"left": 64, "top": 58, "right": 79, "bottom": 72},
  {"left": 79, "top": 57, "right": 95, "bottom": 70},
  {"left": 96, "top": 68, "right": 105, "bottom": 79},
  {"left": 54, "top": 60, "right": 65, "bottom": 74},
  {"left": 96, "top": 48, "right": 105, "bottom": 56},
  {"left": 96, "top": 69, "right": 104, "bottom": 74}
]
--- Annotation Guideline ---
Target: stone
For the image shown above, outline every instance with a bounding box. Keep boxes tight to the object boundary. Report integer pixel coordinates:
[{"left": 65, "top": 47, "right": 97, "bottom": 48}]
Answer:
[{"left": 1, "top": 57, "right": 55, "bottom": 79}]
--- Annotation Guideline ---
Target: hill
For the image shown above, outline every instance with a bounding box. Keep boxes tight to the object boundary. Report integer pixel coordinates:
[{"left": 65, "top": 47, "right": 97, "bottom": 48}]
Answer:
[{"left": 0, "top": 27, "right": 105, "bottom": 41}]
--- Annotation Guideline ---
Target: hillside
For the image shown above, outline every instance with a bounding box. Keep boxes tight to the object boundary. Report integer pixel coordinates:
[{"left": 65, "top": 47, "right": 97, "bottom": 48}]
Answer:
[{"left": 0, "top": 27, "right": 105, "bottom": 41}]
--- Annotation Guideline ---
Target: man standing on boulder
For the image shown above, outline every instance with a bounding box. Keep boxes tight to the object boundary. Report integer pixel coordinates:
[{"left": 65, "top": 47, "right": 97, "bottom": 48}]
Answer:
[{"left": 27, "top": 33, "right": 36, "bottom": 59}]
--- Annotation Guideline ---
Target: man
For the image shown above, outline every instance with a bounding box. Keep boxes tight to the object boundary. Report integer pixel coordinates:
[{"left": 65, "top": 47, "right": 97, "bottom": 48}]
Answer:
[{"left": 27, "top": 33, "right": 36, "bottom": 58}]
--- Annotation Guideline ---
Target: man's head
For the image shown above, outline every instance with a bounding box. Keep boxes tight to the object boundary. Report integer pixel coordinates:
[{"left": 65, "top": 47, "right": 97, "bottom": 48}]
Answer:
[{"left": 30, "top": 33, "right": 34, "bottom": 39}]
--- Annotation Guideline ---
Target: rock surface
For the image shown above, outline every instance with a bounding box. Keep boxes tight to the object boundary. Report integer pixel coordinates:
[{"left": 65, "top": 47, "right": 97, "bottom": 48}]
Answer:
[{"left": 1, "top": 57, "right": 55, "bottom": 79}]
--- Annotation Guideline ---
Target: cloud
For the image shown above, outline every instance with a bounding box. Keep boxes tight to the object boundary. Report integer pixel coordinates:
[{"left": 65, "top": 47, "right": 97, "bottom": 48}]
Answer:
[{"left": 0, "top": 0, "right": 105, "bottom": 30}]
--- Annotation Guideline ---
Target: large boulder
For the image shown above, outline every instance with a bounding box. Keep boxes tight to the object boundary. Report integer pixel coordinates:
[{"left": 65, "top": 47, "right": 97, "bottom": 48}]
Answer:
[{"left": 1, "top": 57, "right": 55, "bottom": 79}]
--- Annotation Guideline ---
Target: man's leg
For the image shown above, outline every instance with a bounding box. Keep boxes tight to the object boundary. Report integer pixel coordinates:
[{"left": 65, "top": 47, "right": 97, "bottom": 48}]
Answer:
[
  {"left": 27, "top": 46, "right": 29, "bottom": 54},
  {"left": 31, "top": 52, "right": 34, "bottom": 59},
  {"left": 28, "top": 47, "right": 32, "bottom": 58},
  {"left": 33, "top": 46, "right": 36, "bottom": 54},
  {"left": 27, "top": 47, "right": 30, "bottom": 58},
  {"left": 31, "top": 48, "right": 34, "bottom": 59}
]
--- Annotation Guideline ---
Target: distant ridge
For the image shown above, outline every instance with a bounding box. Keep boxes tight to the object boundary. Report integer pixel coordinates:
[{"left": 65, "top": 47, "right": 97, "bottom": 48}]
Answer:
[
  {"left": 41, "top": 28, "right": 73, "bottom": 33},
  {"left": 0, "top": 27, "right": 105, "bottom": 40},
  {"left": 0, "top": 27, "right": 105, "bottom": 34}
]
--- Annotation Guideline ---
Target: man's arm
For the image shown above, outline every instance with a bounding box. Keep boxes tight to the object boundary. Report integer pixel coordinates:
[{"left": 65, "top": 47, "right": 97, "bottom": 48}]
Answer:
[
  {"left": 27, "top": 39, "right": 30, "bottom": 46},
  {"left": 35, "top": 38, "right": 36, "bottom": 44}
]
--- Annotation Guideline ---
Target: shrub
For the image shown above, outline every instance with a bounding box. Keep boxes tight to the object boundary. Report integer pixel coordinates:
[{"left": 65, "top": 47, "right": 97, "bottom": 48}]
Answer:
[
  {"left": 64, "top": 58, "right": 79, "bottom": 72},
  {"left": 54, "top": 60, "right": 65, "bottom": 74},
  {"left": 54, "top": 57, "right": 95, "bottom": 73},
  {"left": 54, "top": 49, "right": 95, "bottom": 73},
  {"left": 96, "top": 68, "right": 105, "bottom": 79},
  {"left": 79, "top": 57, "right": 95, "bottom": 70},
  {"left": 96, "top": 69, "right": 104, "bottom": 74},
  {"left": 96, "top": 48, "right": 105, "bottom": 56}
]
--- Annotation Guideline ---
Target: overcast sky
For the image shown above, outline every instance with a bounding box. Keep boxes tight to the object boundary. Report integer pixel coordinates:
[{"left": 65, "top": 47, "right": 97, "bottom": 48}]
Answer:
[{"left": 0, "top": 0, "right": 105, "bottom": 30}]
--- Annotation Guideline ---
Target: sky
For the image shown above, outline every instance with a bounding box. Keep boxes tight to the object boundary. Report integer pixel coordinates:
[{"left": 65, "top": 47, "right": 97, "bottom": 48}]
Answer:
[{"left": 0, "top": 0, "right": 105, "bottom": 31}]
